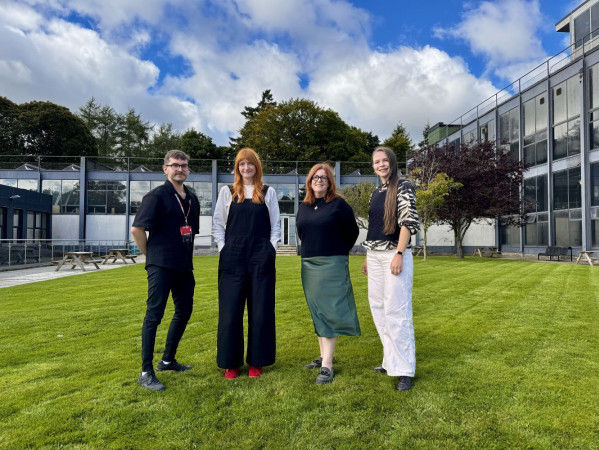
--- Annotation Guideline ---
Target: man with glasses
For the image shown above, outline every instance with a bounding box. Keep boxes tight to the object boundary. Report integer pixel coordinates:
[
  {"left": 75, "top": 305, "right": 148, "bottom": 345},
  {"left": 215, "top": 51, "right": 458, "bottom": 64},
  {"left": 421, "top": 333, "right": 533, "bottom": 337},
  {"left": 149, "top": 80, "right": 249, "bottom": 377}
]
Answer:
[{"left": 131, "top": 150, "right": 200, "bottom": 391}]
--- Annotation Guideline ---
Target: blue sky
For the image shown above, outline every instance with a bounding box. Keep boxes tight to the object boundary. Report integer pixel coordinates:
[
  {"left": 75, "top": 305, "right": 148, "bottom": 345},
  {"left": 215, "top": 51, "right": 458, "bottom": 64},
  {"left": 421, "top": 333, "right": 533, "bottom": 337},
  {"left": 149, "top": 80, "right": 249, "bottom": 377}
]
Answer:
[{"left": 0, "top": 0, "right": 586, "bottom": 146}]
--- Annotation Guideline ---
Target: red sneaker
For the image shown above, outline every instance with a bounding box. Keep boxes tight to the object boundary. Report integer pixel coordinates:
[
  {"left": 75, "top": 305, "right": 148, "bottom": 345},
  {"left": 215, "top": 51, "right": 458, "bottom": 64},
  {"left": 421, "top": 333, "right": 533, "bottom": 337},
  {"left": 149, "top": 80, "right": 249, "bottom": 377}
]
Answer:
[
  {"left": 248, "top": 366, "right": 263, "bottom": 378},
  {"left": 224, "top": 368, "right": 240, "bottom": 379}
]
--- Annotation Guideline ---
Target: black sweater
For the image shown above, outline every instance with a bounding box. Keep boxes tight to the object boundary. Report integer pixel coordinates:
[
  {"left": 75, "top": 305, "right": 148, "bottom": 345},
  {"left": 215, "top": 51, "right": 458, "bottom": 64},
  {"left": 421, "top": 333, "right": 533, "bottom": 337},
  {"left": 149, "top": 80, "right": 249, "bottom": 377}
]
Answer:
[{"left": 296, "top": 197, "right": 359, "bottom": 258}]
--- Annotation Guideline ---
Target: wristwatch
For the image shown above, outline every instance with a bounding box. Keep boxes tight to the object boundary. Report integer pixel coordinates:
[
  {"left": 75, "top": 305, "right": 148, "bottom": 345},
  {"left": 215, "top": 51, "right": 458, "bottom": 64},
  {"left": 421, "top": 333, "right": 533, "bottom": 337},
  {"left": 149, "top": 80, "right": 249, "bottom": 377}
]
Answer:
[{"left": 396, "top": 250, "right": 403, "bottom": 255}]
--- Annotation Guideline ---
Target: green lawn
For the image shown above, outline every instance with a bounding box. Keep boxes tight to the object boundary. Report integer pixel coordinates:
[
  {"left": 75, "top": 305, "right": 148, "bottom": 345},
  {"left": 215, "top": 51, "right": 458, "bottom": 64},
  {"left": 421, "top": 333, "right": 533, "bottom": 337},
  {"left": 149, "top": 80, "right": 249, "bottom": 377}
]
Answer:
[{"left": 1, "top": 256, "right": 598, "bottom": 448}]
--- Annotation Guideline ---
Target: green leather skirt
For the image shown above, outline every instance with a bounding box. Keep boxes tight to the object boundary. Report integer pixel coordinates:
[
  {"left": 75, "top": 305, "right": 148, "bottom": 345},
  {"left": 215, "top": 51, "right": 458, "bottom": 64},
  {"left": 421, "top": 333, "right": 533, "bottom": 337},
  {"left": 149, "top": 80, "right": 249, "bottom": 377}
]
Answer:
[{"left": 301, "top": 255, "right": 361, "bottom": 337}]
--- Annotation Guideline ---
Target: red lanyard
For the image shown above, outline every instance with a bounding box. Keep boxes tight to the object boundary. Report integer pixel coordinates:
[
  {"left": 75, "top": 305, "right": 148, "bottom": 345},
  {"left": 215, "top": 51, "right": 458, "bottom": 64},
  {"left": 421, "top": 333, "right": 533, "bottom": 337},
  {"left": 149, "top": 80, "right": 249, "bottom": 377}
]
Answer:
[{"left": 174, "top": 194, "right": 190, "bottom": 226}]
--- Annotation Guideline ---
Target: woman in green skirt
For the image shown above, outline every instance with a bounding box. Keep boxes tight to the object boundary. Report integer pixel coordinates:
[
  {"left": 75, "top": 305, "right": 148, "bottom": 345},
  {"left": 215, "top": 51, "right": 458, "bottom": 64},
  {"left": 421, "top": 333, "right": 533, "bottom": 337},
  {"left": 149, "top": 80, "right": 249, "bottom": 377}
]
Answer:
[{"left": 296, "top": 163, "right": 360, "bottom": 384}]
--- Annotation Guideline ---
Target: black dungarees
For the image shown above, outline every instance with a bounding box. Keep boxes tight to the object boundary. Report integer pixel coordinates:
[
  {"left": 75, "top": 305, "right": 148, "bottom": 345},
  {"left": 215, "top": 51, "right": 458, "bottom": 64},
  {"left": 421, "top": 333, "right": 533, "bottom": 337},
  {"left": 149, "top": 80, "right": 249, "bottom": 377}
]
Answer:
[{"left": 217, "top": 186, "right": 276, "bottom": 369}]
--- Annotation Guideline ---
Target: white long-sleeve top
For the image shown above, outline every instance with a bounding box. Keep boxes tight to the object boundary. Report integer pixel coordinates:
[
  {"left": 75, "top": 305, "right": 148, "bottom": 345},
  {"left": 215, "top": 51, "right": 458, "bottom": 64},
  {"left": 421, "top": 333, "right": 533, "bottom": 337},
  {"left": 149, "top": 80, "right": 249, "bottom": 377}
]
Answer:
[{"left": 212, "top": 185, "right": 281, "bottom": 252}]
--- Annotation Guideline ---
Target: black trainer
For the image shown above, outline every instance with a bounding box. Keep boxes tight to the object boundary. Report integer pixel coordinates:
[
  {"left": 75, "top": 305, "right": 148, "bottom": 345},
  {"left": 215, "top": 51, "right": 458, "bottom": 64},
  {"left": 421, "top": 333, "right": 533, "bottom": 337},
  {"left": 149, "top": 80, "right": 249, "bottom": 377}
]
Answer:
[
  {"left": 304, "top": 357, "right": 322, "bottom": 369},
  {"left": 396, "top": 376, "right": 413, "bottom": 391},
  {"left": 156, "top": 359, "right": 192, "bottom": 372},
  {"left": 138, "top": 370, "right": 165, "bottom": 391}
]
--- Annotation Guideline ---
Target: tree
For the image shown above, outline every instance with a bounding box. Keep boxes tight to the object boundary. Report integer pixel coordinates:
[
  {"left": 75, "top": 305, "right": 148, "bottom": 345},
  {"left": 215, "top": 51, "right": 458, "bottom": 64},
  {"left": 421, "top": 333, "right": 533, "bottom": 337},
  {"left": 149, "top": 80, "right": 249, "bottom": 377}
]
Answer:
[
  {"left": 18, "top": 101, "right": 96, "bottom": 156},
  {"left": 382, "top": 122, "right": 412, "bottom": 172},
  {"left": 410, "top": 141, "right": 527, "bottom": 258},
  {"left": 340, "top": 182, "right": 377, "bottom": 229},
  {"left": 148, "top": 123, "right": 182, "bottom": 158},
  {"left": 417, "top": 122, "right": 431, "bottom": 149},
  {"left": 77, "top": 98, "right": 120, "bottom": 157},
  {"left": 95, "top": 106, "right": 120, "bottom": 157},
  {"left": 0, "top": 96, "right": 20, "bottom": 154},
  {"left": 180, "top": 128, "right": 219, "bottom": 160},
  {"left": 241, "top": 89, "right": 277, "bottom": 120},
  {"left": 413, "top": 173, "right": 461, "bottom": 260},
  {"left": 234, "top": 98, "right": 371, "bottom": 163},
  {"left": 116, "top": 108, "right": 152, "bottom": 157}
]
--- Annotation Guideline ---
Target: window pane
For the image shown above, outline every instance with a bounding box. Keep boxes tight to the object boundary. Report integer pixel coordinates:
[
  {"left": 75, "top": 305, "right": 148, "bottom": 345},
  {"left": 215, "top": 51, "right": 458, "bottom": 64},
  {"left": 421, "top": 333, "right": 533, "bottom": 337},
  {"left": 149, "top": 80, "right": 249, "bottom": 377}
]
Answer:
[
  {"left": 592, "top": 3, "right": 599, "bottom": 38},
  {"left": 190, "top": 181, "right": 212, "bottom": 215},
  {"left": 553, "top": 82, "right": 567, "bottom": 124},
  {"left": 536, "top": 93, "right": 547, "bottom": 131},
  {"left": 569, "top": 219, "right": 582, "bottom": 247},
  {"left": 537, "top": 174, "right": 547, "bottom": 212},
  {"left": 524, "top": 178, "right": 536, "bottom": 207},
  {"left": 510, "top": 141, "right": 519, "bottom": 162},
  {"left": 567, "top": 118, "right": 581, "bottom": 155},
  {"left": 18, "top": 179, "right": 38, "bottom": 191},
  {"left": 590, "top": 65, "right": 599, "bottom": 109},
  {"left": 525, "top": 222, "right": 537, "bottom": 246},
  {"left": 538, "top": 221, "right": 548, "bottom": 246},
  {"left": 499, "top": 113, "right": 510, "bottom": 143},
  {"left": 592, "top": 219, "right": 599, "bottom": 247},
  {"left": 592, "top": 163, "right": 599, "bottom": 206},
  {"left": 574, "top": 9, "right": 590, "bottom": 47},
  {"left": 569, "top": 167, "right": 582, "bottom": 209},
  {"left": 589, "top": 120, "right": 599, "bottom": 150},
  {"left": 130, "top": 181, "right": 151, "bottom": 214},
  {"left": 553, "top": 171, "right": 568, "bottom": 210},
  {"left": 536, "top": 139, "right": 547, "bottom": 164},
  {"left": 553, "top": 123, "right": 567, "bottom": 159},
  {"left": 567, "top": 76, "right": 581, "bottom": 119},
  {"left": 554, "top": 211, "right": 569, "bottom": 246},
  {"left": 509, "top": 108, "right": 519, "bottom": 141},
  {"left": 523, "top": 98, "right": 535, "bottom": 136},
  {"left": 524, "top": 144, "right": 535, "bottom": 166}
]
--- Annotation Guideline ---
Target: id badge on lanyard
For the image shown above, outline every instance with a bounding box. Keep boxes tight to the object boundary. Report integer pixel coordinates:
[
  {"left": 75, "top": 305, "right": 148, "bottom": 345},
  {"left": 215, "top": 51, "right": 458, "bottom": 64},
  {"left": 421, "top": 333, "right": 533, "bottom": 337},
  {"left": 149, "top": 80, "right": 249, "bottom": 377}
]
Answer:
[{"left": 175, "top": 194, "right": 193, "bottom": 243}]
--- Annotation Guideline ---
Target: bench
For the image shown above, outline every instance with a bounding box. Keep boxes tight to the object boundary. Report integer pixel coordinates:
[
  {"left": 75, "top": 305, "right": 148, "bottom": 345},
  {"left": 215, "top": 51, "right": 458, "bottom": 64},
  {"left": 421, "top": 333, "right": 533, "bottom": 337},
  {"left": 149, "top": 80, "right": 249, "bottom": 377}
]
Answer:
[{"left": 537, "top": 246, "right": 572, "bottom": 262}]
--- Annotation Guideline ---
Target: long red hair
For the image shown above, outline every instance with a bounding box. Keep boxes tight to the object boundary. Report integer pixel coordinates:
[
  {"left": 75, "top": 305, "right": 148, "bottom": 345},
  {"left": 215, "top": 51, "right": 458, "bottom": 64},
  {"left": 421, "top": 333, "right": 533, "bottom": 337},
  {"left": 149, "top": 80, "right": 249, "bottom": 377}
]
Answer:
[
  {"left": 232, "top": 148, "right": 265, "bottom": 204},
  {"left": 303, "top": 163, "right": 340, "bottom": 205}
]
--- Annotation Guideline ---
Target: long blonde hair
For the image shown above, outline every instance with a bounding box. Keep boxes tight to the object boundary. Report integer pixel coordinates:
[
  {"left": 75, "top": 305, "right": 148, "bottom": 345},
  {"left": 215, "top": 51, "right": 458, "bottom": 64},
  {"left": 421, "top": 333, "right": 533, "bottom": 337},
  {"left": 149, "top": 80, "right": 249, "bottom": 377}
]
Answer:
[{"left": 232, "top": 148, "right": 265, "bottom": 204}]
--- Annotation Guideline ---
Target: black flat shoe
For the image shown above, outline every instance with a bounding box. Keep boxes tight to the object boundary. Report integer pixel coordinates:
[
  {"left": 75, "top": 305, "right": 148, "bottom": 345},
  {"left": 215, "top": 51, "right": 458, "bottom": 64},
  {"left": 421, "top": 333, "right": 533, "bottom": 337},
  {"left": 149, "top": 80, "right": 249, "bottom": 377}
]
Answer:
[
  {"left": 373, "top": 366, "right": 387, "bottom": 374},
  {"left": 305, "top": 357, "right": 322, "bottom": 369}
]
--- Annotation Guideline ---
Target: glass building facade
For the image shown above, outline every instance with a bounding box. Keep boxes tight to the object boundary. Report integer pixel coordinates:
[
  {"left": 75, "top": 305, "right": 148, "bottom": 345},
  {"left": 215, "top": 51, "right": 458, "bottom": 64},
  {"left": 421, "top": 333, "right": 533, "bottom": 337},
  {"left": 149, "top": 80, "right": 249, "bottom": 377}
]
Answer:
[
  {"left": 431, "top": 0, "right": 599, "bottom": 253},
  {"left": 0, "top": 158, "right": 376, "bottom": 246}
]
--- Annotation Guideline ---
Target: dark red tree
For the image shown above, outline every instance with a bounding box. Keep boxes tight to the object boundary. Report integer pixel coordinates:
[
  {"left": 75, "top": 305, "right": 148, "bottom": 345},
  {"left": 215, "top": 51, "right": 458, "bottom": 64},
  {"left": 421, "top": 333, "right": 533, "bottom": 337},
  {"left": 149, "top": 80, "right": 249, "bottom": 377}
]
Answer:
[{"left": 409, "top": 141, "right": 529, "bottom": 258}]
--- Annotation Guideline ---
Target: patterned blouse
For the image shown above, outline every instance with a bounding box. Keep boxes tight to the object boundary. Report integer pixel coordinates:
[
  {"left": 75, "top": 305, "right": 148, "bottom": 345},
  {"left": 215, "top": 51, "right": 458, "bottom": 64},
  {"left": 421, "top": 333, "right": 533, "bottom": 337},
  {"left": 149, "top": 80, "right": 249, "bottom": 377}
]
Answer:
[{"left": 362, "top": 180, "right": 420, "bottom": 251}]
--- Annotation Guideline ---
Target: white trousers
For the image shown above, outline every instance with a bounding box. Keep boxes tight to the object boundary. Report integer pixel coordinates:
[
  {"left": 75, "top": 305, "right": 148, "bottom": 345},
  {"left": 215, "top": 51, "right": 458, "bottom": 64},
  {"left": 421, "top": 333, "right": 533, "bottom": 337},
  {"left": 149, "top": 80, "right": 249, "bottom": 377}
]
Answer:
[{"left": 367, "top": 249, "right": 415, "bottom": 377}]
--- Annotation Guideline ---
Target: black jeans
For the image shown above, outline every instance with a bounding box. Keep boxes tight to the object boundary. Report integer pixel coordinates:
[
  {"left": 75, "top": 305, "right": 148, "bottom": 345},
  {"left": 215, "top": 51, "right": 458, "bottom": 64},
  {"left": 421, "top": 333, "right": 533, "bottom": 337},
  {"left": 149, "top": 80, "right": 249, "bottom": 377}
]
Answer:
[{"left": 141, "top": 265, "right": 195, "bottom": 372}]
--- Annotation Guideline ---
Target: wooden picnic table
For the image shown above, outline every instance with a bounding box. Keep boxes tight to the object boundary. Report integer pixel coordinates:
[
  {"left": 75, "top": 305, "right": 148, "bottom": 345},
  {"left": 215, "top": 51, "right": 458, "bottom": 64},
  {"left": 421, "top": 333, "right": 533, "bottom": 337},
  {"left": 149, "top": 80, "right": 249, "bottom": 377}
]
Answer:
[
  {"left": 473, "top": 246, "right": 501, "bottom": 257},
  {"left": 101, "top": 248, "right": 138, "bottom": 265},
  {"left": 575, "top": 250, "right": 596, "bottom": 266},
  {"left": 55, "top": 251, "right": 101, "bottom": 272}
]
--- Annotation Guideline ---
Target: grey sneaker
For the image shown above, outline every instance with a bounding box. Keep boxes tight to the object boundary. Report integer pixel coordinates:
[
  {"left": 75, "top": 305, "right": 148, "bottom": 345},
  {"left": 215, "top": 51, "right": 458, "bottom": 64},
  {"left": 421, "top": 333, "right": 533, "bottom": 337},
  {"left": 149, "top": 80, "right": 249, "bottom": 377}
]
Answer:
[
  {"left": 315, "top": 367, "right": 334, "bottom": 384},
  {"left": 156, "top": 359, "right": 192, "bottom": 372},
  {"left": 138, "top": 370, "right": 165, "bottom": 391},
  {"left": 396, "top": 376, "right": 413, "bottom": 391},
  {"left": 305, "top": 357, "right": 322, "bottom": 369}
]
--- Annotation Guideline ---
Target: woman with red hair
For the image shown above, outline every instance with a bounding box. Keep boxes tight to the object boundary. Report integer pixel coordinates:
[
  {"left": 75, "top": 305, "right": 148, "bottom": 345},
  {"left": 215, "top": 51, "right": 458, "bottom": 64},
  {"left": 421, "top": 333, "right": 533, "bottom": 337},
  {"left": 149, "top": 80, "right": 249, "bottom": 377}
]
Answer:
[
  {"left": 212, "top": 148, "right": 281, "bottom": 379},
  {"left": 296, "top": 163, "right": 360, "bottom": 384}
]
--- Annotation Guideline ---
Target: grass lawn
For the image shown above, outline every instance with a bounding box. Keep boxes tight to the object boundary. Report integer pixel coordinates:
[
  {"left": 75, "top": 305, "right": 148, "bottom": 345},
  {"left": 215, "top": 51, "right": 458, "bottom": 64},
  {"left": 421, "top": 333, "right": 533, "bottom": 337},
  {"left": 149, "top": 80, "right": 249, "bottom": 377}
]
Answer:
[{"left": 1, "top": 256, "right": 598, "bottom": 448}]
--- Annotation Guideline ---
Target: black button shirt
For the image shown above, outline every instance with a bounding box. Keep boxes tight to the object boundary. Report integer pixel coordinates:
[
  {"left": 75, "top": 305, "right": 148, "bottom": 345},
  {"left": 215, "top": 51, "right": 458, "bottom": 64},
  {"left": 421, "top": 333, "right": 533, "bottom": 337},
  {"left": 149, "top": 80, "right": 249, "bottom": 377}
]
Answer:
[{"left": 132, "top": 180, "right": 200, "bottom": 271}]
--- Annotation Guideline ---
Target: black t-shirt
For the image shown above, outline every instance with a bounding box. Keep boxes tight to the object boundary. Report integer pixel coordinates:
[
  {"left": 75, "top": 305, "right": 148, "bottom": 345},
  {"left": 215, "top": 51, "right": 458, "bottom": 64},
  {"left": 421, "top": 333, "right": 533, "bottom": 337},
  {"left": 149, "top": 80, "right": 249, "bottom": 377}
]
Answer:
[
  {"left": 296, "top": 196, "right": 359, "bottom": 258},
  {"left": 132, "top": 180, "right": 200, "bottom": 271}
]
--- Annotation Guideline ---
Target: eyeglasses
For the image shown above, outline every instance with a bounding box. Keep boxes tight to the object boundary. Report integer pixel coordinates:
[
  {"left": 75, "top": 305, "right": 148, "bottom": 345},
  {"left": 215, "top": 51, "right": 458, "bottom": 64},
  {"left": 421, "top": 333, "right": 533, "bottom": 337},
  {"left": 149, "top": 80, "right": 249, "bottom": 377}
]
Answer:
[
  {"left": 312, "top": 175, "right": 328, "bottom": 182},
  {"left": 165, "top": 163, "right": 189, "bottom": 171}
]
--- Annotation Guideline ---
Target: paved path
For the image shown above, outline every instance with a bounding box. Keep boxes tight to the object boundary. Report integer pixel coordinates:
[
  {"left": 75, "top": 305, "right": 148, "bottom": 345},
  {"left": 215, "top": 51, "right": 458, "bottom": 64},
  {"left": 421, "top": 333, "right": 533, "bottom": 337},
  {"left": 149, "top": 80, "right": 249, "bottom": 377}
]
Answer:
[{"left": 0, "top": 256, "right": 145, "bottom": 289}]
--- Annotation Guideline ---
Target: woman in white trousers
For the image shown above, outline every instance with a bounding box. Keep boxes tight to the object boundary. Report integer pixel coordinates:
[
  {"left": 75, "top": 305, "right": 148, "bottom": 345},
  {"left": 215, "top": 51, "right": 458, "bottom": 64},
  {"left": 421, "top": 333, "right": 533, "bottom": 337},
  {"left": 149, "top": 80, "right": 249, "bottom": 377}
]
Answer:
[{"left": 362, "top": 146, "right": 420, "bottom": 391}]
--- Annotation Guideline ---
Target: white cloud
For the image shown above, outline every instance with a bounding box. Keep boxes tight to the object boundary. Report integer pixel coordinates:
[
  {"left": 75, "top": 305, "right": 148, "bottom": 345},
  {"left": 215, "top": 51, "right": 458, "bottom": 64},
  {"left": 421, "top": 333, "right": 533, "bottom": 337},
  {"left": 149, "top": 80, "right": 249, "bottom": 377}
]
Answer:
[
  {"left": 0, "top": 0, "right": 504, "bottom": 146},
  {"left": 435, "top": 0, "right": 545, "bottom": 73},
  {"left": 309, "top": 46, "right": 497, "bottom": 142}
]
